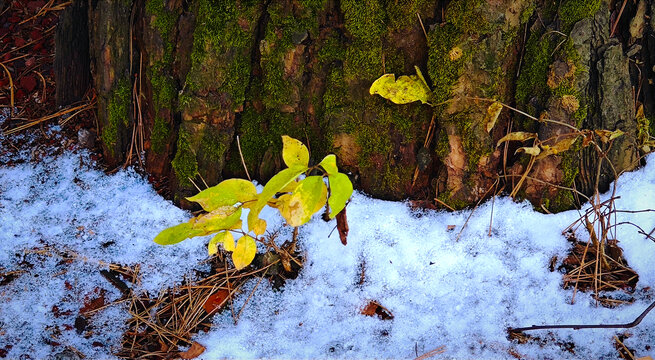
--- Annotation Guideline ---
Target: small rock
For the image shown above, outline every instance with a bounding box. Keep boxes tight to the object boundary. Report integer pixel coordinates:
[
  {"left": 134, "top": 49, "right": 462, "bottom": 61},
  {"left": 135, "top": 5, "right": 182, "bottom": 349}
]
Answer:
[
  {"left": 54, "top": 349, "right": 82, "bottom": 360},
  {"left": 77, "top": 129, "right": 95, "bottom": 149},
  {"left": 291, "top": 30, "right": 308, "bottom": 45}
]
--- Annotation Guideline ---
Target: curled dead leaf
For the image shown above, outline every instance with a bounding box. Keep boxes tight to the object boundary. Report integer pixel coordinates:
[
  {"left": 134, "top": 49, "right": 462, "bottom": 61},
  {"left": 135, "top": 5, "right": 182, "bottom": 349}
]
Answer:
[
  {"left": 179, "top": 342, "right": 206, "bottom": 359},
  {"left": 336, "top": 207, "right": 349, "bottom": 245}
]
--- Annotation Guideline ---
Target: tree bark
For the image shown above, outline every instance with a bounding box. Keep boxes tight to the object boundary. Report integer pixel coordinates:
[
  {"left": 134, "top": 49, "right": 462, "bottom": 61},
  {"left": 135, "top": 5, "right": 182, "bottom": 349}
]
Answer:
[{"left": 56, "top": 0, "right": 654, "bottom": 210}]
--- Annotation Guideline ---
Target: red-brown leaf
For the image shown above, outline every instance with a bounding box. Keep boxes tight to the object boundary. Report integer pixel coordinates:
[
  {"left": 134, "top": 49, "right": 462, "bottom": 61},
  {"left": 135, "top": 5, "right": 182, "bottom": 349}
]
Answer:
[
  {"left": 179, "top": 341, "right": 206, "bottom": 359},
  {"left": 202, "top": 289, "right": 230, "bottom": 315},
  {"left": 20, "top": 76, "right": 38, "bottom": 93},
  {"left": 361, "top": 300, "right": 394, "bottom": 320},
  {"left": 336, "top": 207, "right": 349, "bottom": 246}
]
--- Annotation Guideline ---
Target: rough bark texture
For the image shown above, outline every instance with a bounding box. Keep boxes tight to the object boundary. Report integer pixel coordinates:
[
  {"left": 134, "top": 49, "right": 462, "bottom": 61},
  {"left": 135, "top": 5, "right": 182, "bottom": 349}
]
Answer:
[
  {"left": 57, "top": 0, "right": 655, "bottom": 210},
  {"left": 54, "top": 0, "right": 89, "bottom": 106},
  {"left": 88, "top": 0, "right": 133, "bottom": 166}
]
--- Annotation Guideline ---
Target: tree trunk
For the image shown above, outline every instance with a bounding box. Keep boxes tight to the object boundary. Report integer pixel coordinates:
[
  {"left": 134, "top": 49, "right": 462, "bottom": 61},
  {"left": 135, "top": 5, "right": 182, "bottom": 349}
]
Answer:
[{"left": 57, "top": 0, "right": 653, "bottom": 211}]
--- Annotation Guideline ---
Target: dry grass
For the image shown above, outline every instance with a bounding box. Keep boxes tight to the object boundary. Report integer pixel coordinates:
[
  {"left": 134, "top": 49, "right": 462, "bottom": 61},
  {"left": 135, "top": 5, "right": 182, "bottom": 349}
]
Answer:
[{"left": 117, "top": 258, "right": 279, "bottom": 359}]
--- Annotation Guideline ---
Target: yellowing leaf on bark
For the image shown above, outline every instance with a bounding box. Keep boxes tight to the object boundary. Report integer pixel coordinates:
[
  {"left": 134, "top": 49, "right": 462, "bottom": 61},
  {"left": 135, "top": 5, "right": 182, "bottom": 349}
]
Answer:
[
  {"left": 318, "top": 154, "right": 338, "bottom": 175},
  {"left": 328, "top": 173, "right": 353, "bottom": 218},
  {"left": 186, "top": 179, "right": 256, "bottom": 212},
  {"left": 536, "top": 135, "right": 579, "bottom": 160},
  {"left": 449, "top": 46, "right": 463, "bottom": 61},
  {"left": 516, "top": 146, "right": 541, "bottom": 156},
  {"left": 484, "top": 101, "right": 503, "bottom": 133},
  {"left": 496, "top": 132, "right": 537, "bottom": 147},
  {"left": 232, "top": 235, "right": 257, "bottom": 270},
  {"left": 281, "top": 136, "right": 309, "bottom": 168},
  {"left": 193, "top": 206, "right": 242, "bottom": 233},
  {"left": 208, "top": 231, "right": 235, "bottom": 255},
  {"left": 278, "top": 176, "right": 325, "bottom": 227},
  {"left": 154, "top": 222, "right": 204, "bottom": 245},
  {"left": 369, "top": 70, "right": 432, "bottom": 105},
  {"left": 595, "top": 129, "right": 624, "bottom": 143}
]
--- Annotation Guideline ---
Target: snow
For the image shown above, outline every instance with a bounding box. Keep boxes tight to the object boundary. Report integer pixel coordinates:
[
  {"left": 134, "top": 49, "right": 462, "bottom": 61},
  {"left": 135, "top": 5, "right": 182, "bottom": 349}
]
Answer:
[{"left": 0, "top": 129, "right": 654, "bottom": 359}]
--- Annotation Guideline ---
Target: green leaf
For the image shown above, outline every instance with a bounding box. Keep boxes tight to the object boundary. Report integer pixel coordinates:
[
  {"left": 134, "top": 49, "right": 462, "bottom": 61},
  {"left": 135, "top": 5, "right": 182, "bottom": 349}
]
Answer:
[
  {"left": 277, "top": 176, "right": 326, "bottom": 227},
  {"left": 281, "top": 135, "right": 309, "bottom": 168},
  {"left": 186, "top": 179, "right": 257, "bottom": 212},
  {"left": 318, "top": 154, "right": 338, "bottom": 176},
  {"left": 193, "top": 206, "right": 242, "bottom": 233},
  {"left": 208, "top": 231, "right": 235, "bottom": 255},
  {"left": 496, "top": 132, "right": 538, "bottom": 147},
  {"left": 232, "top": 235, "right": 257, "bottom": 270},
  {"left": 154, "top": 222, "right": 204, "bottom": 245},
  {"left": 328, "top": 173, "right": 353, "bottom": 218},
  {"left": 247, "top": 165, "right": 308, "bottom": 233},
  {"left": 369, "top": 71, "right": 432, "bottom": 105}
]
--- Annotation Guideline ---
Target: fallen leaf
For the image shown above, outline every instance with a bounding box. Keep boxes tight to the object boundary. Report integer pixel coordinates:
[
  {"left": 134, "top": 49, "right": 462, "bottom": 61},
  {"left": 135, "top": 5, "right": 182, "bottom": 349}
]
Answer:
[
  {"left": 179, "top": 341, "right": 206, "bottom": 359},
  {"left": 202, "top": 289, "right": 230, "bottom": 315},
  {"left": 80, "top": 288, "right": 106, "bottom": 314},
  {"left": 361, "top": 300, "right": 394, "bottom": 320},
  {"left": 336, "top": 207, "right": 349, "bottom": 245}
]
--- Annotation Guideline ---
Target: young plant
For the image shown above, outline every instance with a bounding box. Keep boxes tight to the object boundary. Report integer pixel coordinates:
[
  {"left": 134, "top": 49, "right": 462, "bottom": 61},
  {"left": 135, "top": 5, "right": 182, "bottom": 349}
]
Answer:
[{"left": 154, "top": 136, "right": 353, "bottom": 270}]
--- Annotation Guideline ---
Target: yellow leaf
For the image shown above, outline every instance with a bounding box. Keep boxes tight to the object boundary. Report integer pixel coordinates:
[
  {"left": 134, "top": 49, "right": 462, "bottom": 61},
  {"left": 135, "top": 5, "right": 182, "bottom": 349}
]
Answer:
[
  {"left": 247, "top": 208, "right": 267, "bottom": 236},
  {"left": 328, "top": 173, "right": 353, "bottom": 218},
  {"left": 536, "top": 135, "right": 579, "bottom": 160},
  {"left": 369, "top": 69, "right": 432, "bottom": 105},
  {"left": 193, "top": 206, "right": 242, "bottom": 233},
  {"left": 279, "top": 179, "right": 299, "bottom": 193},
  {"left": 515, "top": 146, "right": 541, "bottom": 156},
  {"left": 154, "top": 222, "right": 204, "bottom": 245},
  {"left": 277, "top": 176, "right": 325, "bottom": 227},
  {"left": 232, "top": 235, "right": 257, "bottom": 270},
  {"left": 318, "top": 154, "right": 338, "bottom": 175},
  {"left": 186, "top": 179, "right": 256, "bottom": 212},
  {"left": 496, "top": 132, "right": 538, "bottom": 147},
  {"left": 281, "top": 136, "right": 309, "bottom": 168},
  {"left": 208, "top": 231, "right": 235, "bottom": 255},
  {"left": 484, "top": 101, "right": 503, "bottom": 133}
]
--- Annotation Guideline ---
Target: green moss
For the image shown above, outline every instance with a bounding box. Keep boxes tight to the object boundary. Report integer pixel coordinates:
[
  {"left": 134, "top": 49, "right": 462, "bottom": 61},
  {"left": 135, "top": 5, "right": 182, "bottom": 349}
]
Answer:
[
  {"left": 146, "top": 0, "right": 177, "bottom": 39},
  {"left": 171, "top": 129, "right": 198, "bottom": 186},
  {"left": 545, "top": 152, "right": 579, "bottom": 212},
  {"left": 151, "top": 116, "right": 170, "bottom": 154},
  {"left": 200, "top": 130, "right": 229, "bottom": 168},
  {"left": 437, "top": 190, "right": 470, "bottom": 210},
  {"left": 427, "top": 0, "right": 487, "bottom": 104},
  {"left": 102, "top": 78, "right": 131, "bottom": 154},
  {"left": 558, "top": 0, "right": 602, "bottom": 32},
  {"left": 519, "top": 3, "right": 536, "bottom": 24},
  {"left": 145, "top": 0, "right": 179, "bottom": 156},
  {"left": 384, "top": 0, "right": 433, "bottom": 30},
  {"left": 185, "top": 1, "right": 260, "bottom": 109},
  {"left": 341, "top": 0, "right": 386, "bottom": 81},
  {"left": 515, "top": 32, "right": 554, "bottom": 107}
]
